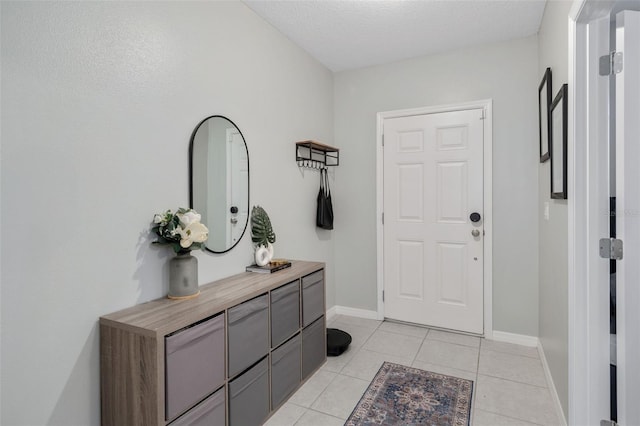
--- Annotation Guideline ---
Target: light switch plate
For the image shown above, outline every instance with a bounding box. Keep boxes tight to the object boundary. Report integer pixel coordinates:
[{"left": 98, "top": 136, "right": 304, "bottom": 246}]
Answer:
[{"left": 544, "top": 202, "right": 550, "bottom": 220}]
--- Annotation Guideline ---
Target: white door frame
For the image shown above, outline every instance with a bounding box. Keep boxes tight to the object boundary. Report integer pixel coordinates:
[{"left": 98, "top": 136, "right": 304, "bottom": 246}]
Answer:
[
  {"left": 376, "top": 99, "right": 493, "bottom": 337},
  {"left": 568, "top": 1, "right": 640, "bottom": 424},
  {"left": 615, "top": 11, "right": 640, "bottom": 425},
  {"left": 568, "top": 6, "right": 608, "bottom": 420}
]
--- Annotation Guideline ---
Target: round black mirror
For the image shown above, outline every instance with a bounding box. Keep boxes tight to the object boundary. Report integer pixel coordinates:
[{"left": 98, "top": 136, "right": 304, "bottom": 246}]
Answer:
[{"left": 189, "top": 116, "right": 249, "bottom": 253}]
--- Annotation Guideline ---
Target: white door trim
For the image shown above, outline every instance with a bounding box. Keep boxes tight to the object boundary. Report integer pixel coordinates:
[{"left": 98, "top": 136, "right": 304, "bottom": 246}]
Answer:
[
  {"left": 376, "top": 99, "right": 493, "bottom": 338},
  {"left": 569, "top": 1, "right": 622, "bottom": 424},
  {"left": 615, "top": 10, "right": 640, "bottom": 425},
  {"left": 568, "top": 7, "right": 595, "bottom": 424}
]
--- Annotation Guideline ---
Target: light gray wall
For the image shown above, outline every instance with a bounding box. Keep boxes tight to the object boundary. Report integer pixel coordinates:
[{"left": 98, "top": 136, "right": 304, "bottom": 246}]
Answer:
[
  {"left": 333, "top": 36, "right": 540, "bottom": 336},
  {"left": 537, "top": 0, "right": 572, "bottom": 417},
  {"left": 0, "top": 2, "right": 333, "bottom": 424}
]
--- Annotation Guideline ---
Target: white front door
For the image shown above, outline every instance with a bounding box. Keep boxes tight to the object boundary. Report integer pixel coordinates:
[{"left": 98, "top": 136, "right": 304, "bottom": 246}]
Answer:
[
  {"left": 383, "top": 108, "right": 484, "bottom": 334},
  {"left": 615, "top": 10, "right": 640, "bottom": 425}
]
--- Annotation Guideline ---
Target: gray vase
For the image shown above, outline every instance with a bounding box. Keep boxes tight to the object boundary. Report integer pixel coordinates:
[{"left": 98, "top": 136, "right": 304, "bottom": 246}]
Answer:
[{"left": 168, "top": 251, "right": 199, "bottom": 299}]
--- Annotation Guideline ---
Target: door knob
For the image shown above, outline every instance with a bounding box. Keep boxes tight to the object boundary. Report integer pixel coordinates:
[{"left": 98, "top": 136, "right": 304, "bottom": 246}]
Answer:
[
  {"left": 471, "top": 229, "right": 480, "bottom": 237},
  {"left": 230, "top": 218, "right": 238, "bottom": 224}
]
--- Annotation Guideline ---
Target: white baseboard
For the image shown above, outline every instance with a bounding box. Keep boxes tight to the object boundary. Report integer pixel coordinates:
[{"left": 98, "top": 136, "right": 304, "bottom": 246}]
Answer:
[
  {"left": 326, "top": 305, "right": 378, "bottom": 321},
  {"left": 538, "top": 342, "right": 568, "bottom": 426},
  {"left": 490, "top": 330, "right": 539, "bottom": 347},
  {"left": 326, "top": 306, "right": 337, "bottom": 322}
]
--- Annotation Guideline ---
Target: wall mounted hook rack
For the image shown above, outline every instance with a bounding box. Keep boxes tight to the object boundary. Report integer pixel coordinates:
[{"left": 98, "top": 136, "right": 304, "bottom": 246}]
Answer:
[{"left": 295, "top": 141, "right": 339, "bottom": 170}]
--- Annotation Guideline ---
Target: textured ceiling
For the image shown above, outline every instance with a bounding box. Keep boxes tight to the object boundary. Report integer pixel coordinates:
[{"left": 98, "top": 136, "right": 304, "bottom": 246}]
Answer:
[{"left": 244, "top": 0, "right": 547, "bottom": 72}]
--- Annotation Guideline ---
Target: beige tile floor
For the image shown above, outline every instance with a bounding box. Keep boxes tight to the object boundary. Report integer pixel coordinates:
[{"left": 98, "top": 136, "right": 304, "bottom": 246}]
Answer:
[{"left": 265, "top": 315, "right": 563, "bottom": 426}]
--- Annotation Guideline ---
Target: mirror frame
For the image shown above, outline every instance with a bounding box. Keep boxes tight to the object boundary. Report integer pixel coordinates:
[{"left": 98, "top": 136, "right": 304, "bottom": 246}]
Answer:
[{"left": 189, "top": 115, "right": 250, "bottom": 254}]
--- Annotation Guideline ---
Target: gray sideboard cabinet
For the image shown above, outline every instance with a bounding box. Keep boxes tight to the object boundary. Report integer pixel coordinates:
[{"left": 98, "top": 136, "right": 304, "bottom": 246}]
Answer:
[{"left": 100, "top": 260, "right": 326, "bottom": 426}]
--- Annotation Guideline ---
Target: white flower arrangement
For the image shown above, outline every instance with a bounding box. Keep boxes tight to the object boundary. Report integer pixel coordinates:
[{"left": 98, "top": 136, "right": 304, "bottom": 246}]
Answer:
[{"left": 152, "top": 208, "right": 209, "bottom": 253}]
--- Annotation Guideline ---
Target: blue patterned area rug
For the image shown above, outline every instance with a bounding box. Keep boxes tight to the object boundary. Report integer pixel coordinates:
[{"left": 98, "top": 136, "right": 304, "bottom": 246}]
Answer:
[{"left": 345, "top": 362, "right": 473, "bottom": 426}]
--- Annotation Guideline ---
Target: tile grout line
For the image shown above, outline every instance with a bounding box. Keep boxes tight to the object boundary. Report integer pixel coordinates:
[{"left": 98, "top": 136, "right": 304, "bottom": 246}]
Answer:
[
  {"left": 476, "top": 372, "right": 550, "bottom": 389},
  {"left": 285, "top": 404, "right": 308, "bottom": 426},
  {"left": 481, "top": 340, "right": 541, "bottom": 359},
  {"left": 410, "top": 328, "right": 430, "bottom": 366},
  {"left": 480, "top": 346, "right": 541, "bottom": 360},
  {"left": 473, "top": 373, "right": 560, "bottom": 425},
  {"left": 328, "top": 317, "right": 381, "bottom": 374},
  {"left": 471, "top": 337, "right": 481, "bottom": 425},
  {"left": 292, "top": 407, "right": 347, "bottom": 425},
  {"left": 473, "top": 407, "right": 548, "bottom": 426},
  {"left": 292, "top": 370, "right": 341, "bottom": 411},
  {"left": 479, "top": 341, "right": 550, "bottom": 390},
  {"left": 319, "top": 319, "right": 382, "bottom": 423}
]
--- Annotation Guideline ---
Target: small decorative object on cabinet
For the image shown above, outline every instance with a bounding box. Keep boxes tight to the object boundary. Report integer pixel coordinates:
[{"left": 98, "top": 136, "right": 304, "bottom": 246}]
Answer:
[
  {"left": 295, "top": 140, "right": 339, "bottom": 170},
  {"left": 151, "top": 208, "right": 208, "bottom": 299},
  {"left": 250, "top": 205, "right": 276, "bottom": 266},
  {"left": 168, "top": 251, "right": 199, "bottom": 299},
  {"left": 246, "top": 259, "right": 292, "bottom": 274},
  {"left": 100, "top": 260, "right": 326, "bottom": 426}
]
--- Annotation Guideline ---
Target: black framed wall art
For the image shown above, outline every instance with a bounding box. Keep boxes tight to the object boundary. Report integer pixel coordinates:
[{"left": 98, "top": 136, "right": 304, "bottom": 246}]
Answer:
[
  {"left": 550, "top": 84, "right": 568, "bottom": 199},
  {"left": 538, "top": 67, "right": 552, "bottom": 163}
]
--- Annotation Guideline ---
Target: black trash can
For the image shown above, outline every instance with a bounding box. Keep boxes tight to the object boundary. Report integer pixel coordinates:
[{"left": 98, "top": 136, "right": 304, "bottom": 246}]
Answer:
[{"left": 326, "top": 328, "right": 352, "bottom": 356}]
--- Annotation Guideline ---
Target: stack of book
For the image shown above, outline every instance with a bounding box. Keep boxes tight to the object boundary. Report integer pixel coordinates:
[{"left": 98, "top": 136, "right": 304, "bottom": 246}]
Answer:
[{"left": 245, "top": 260, "right": 292, "bottom": 274}]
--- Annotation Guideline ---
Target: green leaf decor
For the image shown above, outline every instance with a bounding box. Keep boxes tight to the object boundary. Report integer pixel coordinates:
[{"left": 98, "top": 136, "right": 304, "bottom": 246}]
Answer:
[{"left": 251, "top": 205, "right": 276, "bottom": 247}]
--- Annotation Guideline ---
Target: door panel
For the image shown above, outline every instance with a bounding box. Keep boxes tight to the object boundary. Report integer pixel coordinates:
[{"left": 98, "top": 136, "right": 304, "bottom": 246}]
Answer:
[
  {"left": 383, "top": 108, "right": 484, "bottom": 334},
  {"left": 437, "top": 125, "right": 468, "bottom": 150},
  {"left": 398, "top": 164, "right": 424, "bottom": 221},
  {"left": 437, "top": 242, "right": 467, "bottom": 305},
  {"left": 398, "top": 241, "right": 424, "bottom": 299},
  {"left": 437, "top": 161, "right": 468, "bottom": 223},
  {"left": 398, "top": 130, "right": 424, "bottom": 151}
]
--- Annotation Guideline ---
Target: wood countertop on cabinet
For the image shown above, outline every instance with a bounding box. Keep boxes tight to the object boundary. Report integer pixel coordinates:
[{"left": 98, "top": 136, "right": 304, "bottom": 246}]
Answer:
[{"left": 100, "top": 260, "right": 325, "bottom": 337}]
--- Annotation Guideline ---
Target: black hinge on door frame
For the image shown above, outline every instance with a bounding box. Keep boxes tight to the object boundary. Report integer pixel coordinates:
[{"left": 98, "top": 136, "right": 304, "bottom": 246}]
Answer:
[
  {"left": 382, "top": 134, "right": 384, "bottom": 146},
  {"left": 599, "top": 51, "right": 624, "bottom": 76},
  {"left": 382, "top": 290, "right": 385, "bottom": 302}
]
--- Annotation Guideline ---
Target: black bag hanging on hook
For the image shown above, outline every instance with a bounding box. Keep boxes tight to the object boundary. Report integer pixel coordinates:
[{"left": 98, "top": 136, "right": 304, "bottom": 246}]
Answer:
[{"left": 316, "top": 168, "right": 334, "bottom": 230}]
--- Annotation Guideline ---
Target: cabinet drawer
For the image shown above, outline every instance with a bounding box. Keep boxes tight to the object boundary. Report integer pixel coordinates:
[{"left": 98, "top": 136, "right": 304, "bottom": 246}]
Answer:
[
  {"left": 169, "top": 386, "right": 225, "bottom": 426},
  {"left": 302, "top": 270, "right": 324, "bottom": 327},
  {"left": 165, "top": 314, "right": 225, "bottom": 421},
  {"left": 228, "top": 294, "right": 269, "bottom": 377},
  {"left": 271, "top": 334, "right": 301, "bottom": 409},
  {"left": 271, "top": 280, "right": 300, "bottom": 348},
  {"left": 229, "top": 358, "right": 269, "bottom": 426},
  {"left": 302, "top": 316, "right": 326, "bottom": 380}
]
